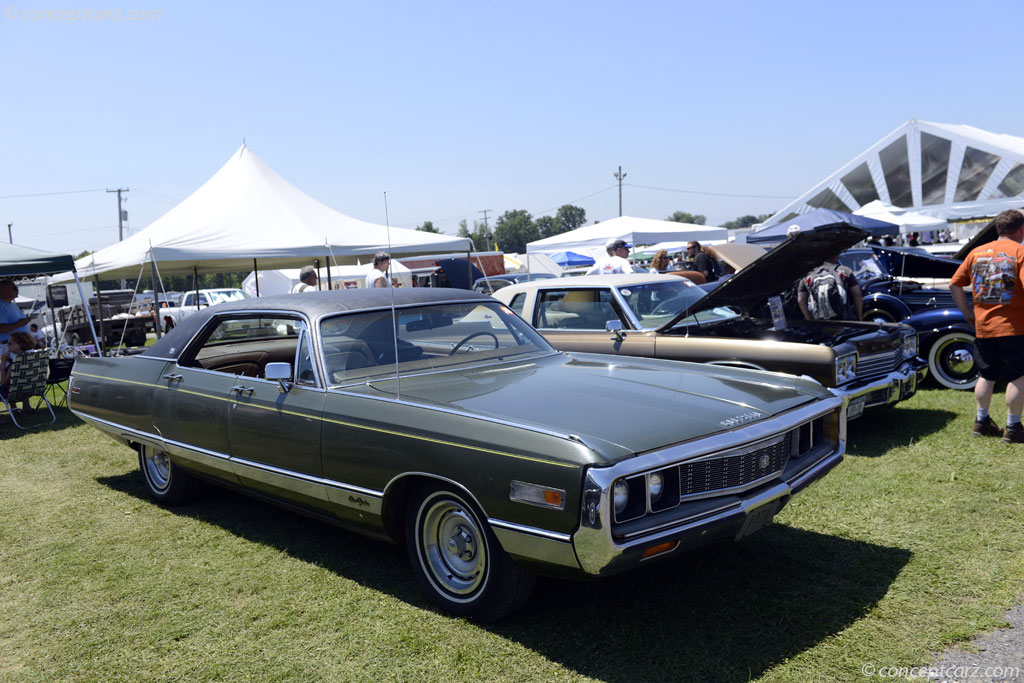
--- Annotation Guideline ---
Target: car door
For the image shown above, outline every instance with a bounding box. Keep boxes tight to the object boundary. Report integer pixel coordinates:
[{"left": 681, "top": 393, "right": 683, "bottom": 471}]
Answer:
[
  {"left": 531, "top": 287, "right": 656, "bottom": 357},
  {"left": 219, "top": 317, "right": 326, "bottom": 507}
]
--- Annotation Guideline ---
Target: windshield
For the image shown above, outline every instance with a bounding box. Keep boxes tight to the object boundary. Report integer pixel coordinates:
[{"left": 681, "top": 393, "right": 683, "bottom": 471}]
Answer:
[
  {"left": 207, "top": 290, "right": 247, "bottom": 305},
  {"left": 617, "top": 280, "right": 739, "bottom": 329},
  {"left": 839, "top": 252, "right": 885, "bottom": 280},
  {"left": 320, "top": 301, "right": 555, "bottom": 386}
]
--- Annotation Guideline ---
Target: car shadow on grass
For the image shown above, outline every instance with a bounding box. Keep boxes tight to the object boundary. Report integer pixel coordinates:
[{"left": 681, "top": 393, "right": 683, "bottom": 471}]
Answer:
[
  {"left": 847, "top": 405, "right": 957, "bottom": 455},
  {"left": 98, "top": 471, "right": 910, "bottom": 683}
]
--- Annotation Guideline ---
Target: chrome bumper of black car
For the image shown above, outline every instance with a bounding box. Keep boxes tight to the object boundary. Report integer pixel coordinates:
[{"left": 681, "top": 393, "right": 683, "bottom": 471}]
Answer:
[
  {"left": 831, "top": 357, "right": 928, "bottom": 420},
  {"left": 571, "top": 397, "right": 845, "bottom": 577}
]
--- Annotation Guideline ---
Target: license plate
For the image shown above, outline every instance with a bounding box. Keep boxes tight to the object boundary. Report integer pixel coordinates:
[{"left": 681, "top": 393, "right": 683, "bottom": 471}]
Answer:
[
  {"left": 735, "top": 499, "right": 782, "bottom": 540},
  {"left": 847, "top": 397, "right": 866, "bottom": 420}
]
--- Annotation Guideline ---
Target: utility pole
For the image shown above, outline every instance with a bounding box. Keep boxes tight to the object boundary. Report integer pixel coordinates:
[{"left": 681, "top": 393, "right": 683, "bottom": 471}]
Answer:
[
  {"left": 613, "top": 166, "right": 627, "bottom": 217},
  {"left": 107, "top": 188, "right": 129, "bottom": 240},
  {"left": 6, "top": 223, "right": 11, "bottom": 244},
  {"left": 479, "top": 209, "right": 491, "bottom": 250}
]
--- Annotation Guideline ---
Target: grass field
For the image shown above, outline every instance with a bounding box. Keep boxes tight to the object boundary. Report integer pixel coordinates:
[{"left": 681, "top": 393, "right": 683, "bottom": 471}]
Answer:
[{"left": 1, "top": 388, "right": 1022, "bottom": 682}]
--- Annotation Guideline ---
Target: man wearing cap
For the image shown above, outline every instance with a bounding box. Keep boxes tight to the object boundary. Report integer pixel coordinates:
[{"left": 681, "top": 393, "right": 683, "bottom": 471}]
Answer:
[
  {"left": 586, "top": 239, "right": 634, "bottom": 275},
  {"left": 291, "top": 266, "right": 318, "bottom": 293},
  {"left": 0, "top": 279, "right": 30, "bottom": 343}
]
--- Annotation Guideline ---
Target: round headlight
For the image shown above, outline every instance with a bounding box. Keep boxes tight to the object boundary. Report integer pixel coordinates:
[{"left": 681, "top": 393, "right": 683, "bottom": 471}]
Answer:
[
  {"left": 613, "top": 480, "right": 629, "bottom": 514},
  {"left": 648, "top": 472, "right": 664, "bottom": 502}
]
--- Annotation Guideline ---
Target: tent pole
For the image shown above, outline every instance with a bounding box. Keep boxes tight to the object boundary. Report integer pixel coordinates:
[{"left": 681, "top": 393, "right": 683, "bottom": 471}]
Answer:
[
  {"left": 325, "top": 253, "right": 332, "bottom": 290},
  {"left": 149, "top": 254, "right": 163, "bottom": 340},
  {"left": 73, "top": 273, "right": 101, "bottom": 357},
  {"left": 46, "top": 290, "right": 59, "bottom": 347},
  {"left": 314, "top": 258, "right": 321, "bottom": 291},
  {"left": 92, "top": 274, "right": 106, "bottom": 357},
  {"left": 253, "top": 259, "right": 259, "bottom": 297}
]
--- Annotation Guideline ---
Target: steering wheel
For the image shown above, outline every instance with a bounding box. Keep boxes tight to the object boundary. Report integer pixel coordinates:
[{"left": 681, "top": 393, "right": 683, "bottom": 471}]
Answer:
[
  {"left": 652, "top": 296, "right": 686, "bottom": 315},
  {"left": 449, "top": 331, "right": 499, "bottom": 355}
]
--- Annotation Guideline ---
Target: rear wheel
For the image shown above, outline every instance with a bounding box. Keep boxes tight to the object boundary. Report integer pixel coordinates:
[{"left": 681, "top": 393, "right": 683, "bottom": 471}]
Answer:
[
  {"left": 927, "top": 332, "right": 978, "bottom": 390},
  {"left": 406, "top": 485, "right": 534, "bottom": 621},
  {"left": 138, "top": 443, "right": 199, "bottom": 505}
]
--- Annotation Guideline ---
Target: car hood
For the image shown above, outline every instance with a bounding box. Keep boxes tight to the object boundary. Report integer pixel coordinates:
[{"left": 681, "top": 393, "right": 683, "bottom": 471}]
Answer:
[
  {"left": 869, "top": 246, "right": 961, "bottom": 278},
  {"left": 371, "top": 352, "right": 827, "bottom": 459},
  {"left": 659, "top": 226, "right": 868, "bottom": 331}
]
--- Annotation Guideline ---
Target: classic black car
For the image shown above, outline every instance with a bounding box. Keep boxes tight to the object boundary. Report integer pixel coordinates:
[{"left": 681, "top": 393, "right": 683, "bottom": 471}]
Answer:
[
  {"left": 838, "top": 246, "right": 964, "bottom": 323},
  {"left": 497, "top": 226, "right": 927, "bottom": 421},
  {"left": 69, "top": 289, "right": 846, "bottom": 621}
]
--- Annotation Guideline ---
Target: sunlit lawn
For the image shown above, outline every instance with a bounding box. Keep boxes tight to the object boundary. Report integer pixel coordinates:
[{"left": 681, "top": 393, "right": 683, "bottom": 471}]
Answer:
[{"left": 0, "top": 388, "right": 1021, "bottom": 682}]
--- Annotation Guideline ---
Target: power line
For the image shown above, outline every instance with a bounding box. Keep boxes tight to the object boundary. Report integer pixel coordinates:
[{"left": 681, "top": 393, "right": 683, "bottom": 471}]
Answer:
[
  {"left": 624, "top": 183, "right": 797, "bottom": 200},
  {"left": 0, "top": 188, "right": 106, "bottom": 199}
]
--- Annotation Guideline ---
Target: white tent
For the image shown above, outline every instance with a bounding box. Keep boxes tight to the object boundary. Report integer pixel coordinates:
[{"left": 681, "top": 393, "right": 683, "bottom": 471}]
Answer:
[
  {"left": 853, "top": 200, "right": 949, "bottom": 234},
  {"left": 242, "top": 262, "right": 414, "bottom": 297},
  {"left": 525, "top": 216, "right": 727, "bottom": 254},
  {"left": 502, "top": 253, "right": 563, "bottom": 276},
  {"left": 57, "top": 145, "right": 471, "bottom": 282},
  {"left": 762, "top": 119, "right": 1024, "bottom": 228}
]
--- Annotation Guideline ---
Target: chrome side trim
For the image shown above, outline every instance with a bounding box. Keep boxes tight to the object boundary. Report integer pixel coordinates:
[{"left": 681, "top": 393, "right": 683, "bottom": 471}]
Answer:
[
  {"left": 491, "top": 525, "right": 581, "bottom": 570},
  {"left": 488, "top": 518, "right": 572, "bottom": 543}
]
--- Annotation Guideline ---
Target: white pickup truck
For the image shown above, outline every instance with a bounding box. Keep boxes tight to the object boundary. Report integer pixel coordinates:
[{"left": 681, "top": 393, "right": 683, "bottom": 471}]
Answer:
[{"left": 161, "top": 288, "right": 247, "bottom": 330}]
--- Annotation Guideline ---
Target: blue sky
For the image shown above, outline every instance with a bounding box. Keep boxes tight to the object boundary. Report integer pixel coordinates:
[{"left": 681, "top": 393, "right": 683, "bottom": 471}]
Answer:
[{"left": 2, "top": 0, "right": 1022, "bottom": 255}]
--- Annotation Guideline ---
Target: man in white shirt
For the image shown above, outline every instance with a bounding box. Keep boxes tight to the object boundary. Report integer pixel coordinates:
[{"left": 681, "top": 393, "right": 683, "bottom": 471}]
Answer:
[
  {"left": 586, "top": 239, "right": 633, "bottom": 275},
  {"left": 290, "top": 266, "right": 318, "bottom": 293},
  {"left": 366, "top": 251, "right": 392, "bottom": 288}
]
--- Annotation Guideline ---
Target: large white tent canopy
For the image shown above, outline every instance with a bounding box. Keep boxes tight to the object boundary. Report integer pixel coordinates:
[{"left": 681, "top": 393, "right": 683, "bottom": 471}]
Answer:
[
  {"left": 57, "top": 145, "right": 471, "bottom": 282},
  {"left": 241, "top": 262, "right": 414, "bottom": 297},
  {"left": 525, "top": 215, "right": 727, "bottom": 254},
  {"left": 762, "top": 119, "right": 1024, "bottom": 229}
]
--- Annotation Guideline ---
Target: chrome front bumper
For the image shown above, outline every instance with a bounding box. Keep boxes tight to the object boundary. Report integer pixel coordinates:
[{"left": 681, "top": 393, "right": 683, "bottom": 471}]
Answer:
[
  {"left": 570, "top": 398, "right": 845, "bottom": 577},
  {"left": 831, "top": 357, "right": 929, "bottom": 419}
]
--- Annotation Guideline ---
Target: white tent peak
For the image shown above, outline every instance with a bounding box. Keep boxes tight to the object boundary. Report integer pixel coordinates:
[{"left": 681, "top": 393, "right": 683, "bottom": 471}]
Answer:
[{"left": 62, "top": 145, "right": 471, "bottom": 280}]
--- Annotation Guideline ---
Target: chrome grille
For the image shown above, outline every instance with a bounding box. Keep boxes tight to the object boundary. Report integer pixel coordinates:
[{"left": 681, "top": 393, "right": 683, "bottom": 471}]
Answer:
[
  {"left": 677, "top": 433, "right": 790, "bottom": 498},
  {"left": 856, "top": 349, "right": 900, "bottom": 377}
]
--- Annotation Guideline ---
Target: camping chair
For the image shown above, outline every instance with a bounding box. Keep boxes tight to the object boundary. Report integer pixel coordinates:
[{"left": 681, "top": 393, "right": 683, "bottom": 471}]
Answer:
[
  {"left": 45, "top": 357, "right": 76, "bottom": 407},
  {"left": 2, "top": 350, "right": 56, "bottom": 429}
]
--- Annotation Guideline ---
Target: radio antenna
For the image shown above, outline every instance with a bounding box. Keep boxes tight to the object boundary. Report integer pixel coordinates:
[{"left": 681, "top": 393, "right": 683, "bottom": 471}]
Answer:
[{"left": 384, "top": 191, "right": 400, "bottom": 400}]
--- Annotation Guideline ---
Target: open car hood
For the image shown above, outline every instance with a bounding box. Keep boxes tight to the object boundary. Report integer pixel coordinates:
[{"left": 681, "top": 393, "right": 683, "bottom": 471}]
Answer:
[
  {"left": 660, "top": 224, "right": 868, "bottom": 330},
  {"left": 953, "top": 220, "right": 996, "bottom": 261},
  {"left": 870, "top": 246, "right": 961, "bottom": 278}
]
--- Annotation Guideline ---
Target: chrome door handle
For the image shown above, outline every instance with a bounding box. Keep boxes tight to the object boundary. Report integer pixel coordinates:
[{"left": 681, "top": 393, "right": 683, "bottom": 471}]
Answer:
[
  {"left": 231, "top": 385, "right": 254, "bottom": 394},
  {"left": 162, "top": 373, "right": 183, "bottom": 382}
]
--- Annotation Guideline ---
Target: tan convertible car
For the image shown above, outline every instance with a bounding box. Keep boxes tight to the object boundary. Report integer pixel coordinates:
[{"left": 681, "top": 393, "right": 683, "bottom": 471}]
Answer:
[{"left": 496, "top": 226, "right": 928, "bottom": 420}]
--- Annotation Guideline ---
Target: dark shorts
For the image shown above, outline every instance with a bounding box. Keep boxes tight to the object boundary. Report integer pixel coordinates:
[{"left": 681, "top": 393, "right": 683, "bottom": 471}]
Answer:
[{"left": 974, "top": 334, "right": 1024, "bottom": 382}]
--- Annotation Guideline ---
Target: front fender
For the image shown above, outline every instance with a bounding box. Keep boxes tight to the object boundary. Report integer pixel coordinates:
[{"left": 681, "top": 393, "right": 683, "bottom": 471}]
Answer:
[
  {"left": 861, "top": 292, "right": 912, "bottom": 321},
  {"left": 903, "top": 307, "right": 975, "bottom": 351}
]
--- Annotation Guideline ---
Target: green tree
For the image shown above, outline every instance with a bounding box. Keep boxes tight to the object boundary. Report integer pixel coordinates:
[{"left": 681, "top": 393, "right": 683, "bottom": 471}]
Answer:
[
  {"left": 720, "top": 213, "right": 772, "bottom": 230},
  {"left": 493, "top": 209, "right": 539, "bottom": 254},
  {"left": 458, "top": 219, "right": 492, "bottom": 252},
  {"left": 555, "top": 204, "right": 587, "bottom": 232},
  {"left": 535, "top": 215, "right": 559, "bottom": 239},
  {"left": 416, "top": 220, "right": 440, "bottom": 233},
  {"left": 667, "top": 211, "right": 706, "bottom": 225}
]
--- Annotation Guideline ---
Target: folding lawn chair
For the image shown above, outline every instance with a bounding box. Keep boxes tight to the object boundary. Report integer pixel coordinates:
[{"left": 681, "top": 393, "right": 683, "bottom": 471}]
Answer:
[
  {"left": 45, "top": 357, "right": 76, "bottom": 407},
  {"left": 2, "top": 349, "right": 56, "bottom": 429}
]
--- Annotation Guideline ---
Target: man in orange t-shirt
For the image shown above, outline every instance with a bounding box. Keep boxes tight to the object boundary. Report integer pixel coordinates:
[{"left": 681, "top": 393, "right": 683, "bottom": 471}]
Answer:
[{"left": 950, "top": 208, "right": 1024, "bottom": 443}]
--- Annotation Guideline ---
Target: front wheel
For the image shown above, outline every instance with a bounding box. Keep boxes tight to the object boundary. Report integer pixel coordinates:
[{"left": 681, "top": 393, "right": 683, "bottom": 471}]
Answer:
[
  {"left": 138, "top": 443, "right": 199, "bottom": 505},
  {"left": 927, "top": 331, "right": 978, "bottom": 390},
  {"left": 406, "top": 485, "right": 534, "bottom": 621}
]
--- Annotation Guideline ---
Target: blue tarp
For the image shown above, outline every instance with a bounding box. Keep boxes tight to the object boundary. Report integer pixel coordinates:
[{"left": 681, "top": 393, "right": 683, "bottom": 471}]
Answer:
[
  {"left": 747, "top": 209, "right": 899, "bottom": 244},
  {"left": 548, "top": 251, "right": 595, "bottom": 267}
]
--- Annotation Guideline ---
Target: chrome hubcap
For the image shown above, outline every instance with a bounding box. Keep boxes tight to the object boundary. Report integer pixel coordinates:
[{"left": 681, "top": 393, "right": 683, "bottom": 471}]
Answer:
[
  {"left": 946, "top": 348, "right": 974, "bottom": 375},
  {"left": 143, "top": 447, "right": 170, "bottom": 490}
]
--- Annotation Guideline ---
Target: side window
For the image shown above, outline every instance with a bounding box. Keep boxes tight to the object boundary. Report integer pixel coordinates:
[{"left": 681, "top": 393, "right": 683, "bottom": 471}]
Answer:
[
  {"left": 198, "top": 294, "right": 210, "bottom": 307},
  {"left": 181, "top": 315, "right": 306, "bottom": 381},
  {"left": 507, "top": 293, "right": 526, "bottom": 317},
  {"left": 536, "top": 289, "right": 621, "bottom": 330}
]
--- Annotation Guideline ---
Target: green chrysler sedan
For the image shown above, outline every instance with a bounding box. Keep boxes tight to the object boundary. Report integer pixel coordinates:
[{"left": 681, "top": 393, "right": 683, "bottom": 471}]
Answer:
[{"left": 69, "top": 289, "right": 845, "bottom": 621}]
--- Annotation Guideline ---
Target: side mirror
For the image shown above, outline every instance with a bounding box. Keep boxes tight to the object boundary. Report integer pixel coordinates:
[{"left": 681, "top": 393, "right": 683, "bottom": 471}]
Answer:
[
  {"left": 264, "top": 362, "right": 293, "bottom": 393},
  {"left": 606, "top": 320, "right": 625, "bottom": 342}
]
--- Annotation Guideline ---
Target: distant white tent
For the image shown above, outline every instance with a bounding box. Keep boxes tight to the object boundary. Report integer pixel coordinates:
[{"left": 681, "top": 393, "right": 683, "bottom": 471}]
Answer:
[
  {"left": 502, "top": 253, "right": 563, "bottom": 276},
  {"left": 57, "top": 145, "right": 471, "bottom": 282},
  {"left": 242, "top": 262, "right": 414, "bottom": 297},
  {"left": 525, "top": 216, "right": 727, "bottom": 254},
  {"left": 762, "top": 119, "right": 1024, "bottom": 228},
  {"left": 853, "top": 200, "right": 948, "bottom": 234}
]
